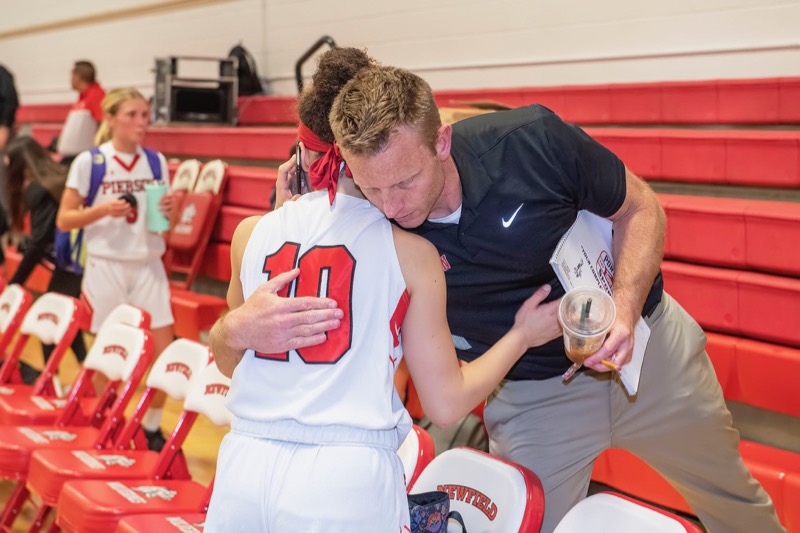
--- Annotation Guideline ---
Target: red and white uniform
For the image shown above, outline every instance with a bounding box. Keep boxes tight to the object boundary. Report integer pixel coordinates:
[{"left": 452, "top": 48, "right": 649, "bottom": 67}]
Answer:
[
  {"left": 208, "top": 191, "right": 412, "bottom": 532},
  {"left": 66, "top": 142, "right": 173, "bottom": 331}
]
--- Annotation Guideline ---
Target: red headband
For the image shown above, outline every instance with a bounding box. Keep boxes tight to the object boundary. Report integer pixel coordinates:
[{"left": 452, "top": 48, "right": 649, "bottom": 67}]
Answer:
[{"left": 298, "top": 122, "right": 351, "bottom": 205}]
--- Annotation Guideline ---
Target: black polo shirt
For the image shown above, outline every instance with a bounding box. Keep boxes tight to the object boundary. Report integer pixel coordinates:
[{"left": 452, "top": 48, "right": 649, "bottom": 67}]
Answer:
[{"left": 409, "top": 104, "right": 663, "bottom": 380}]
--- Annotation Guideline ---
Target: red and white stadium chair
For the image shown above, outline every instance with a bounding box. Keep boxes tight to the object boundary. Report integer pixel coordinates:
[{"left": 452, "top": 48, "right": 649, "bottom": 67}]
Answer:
[
  {"left": 553, "top": 492, "right": 704, "bottom": 532},
  {"left": 0, "top": 284, "right": 33, "bottom": 366},
  {"left": 0, "top": 323, "right": 153, "bottom": 530},
  {"left": 164, "top": 159, "right": 228, "bottom": 290},
  {"left": 168, "top": 159, "right": 201, "bottom": 227},
  {"left": 0, "top": 303, "right": 149, "bottom": 427},
  {"left": 0, "top": 293, "right": 82, "bottom": 414},
  {"left": 411, "top": 447, "right": 545, "bottom": 532},
  {"left": 25, "top": 338, "right": 212, "bottom": 531},
  {"left": 55, "top": 361, "right": 232, "bottom": 533},
  {"left": 398, "top": 424, "right": 436, "bottom": 492}
]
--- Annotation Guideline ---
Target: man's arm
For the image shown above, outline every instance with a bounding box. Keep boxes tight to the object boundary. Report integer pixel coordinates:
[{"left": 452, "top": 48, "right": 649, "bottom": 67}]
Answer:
[
  {"left": 584, "top": 167, "right": 665, "bottom": 370},
  {"left": 209, "top": 216, "right": 344, "bottom": 377}
]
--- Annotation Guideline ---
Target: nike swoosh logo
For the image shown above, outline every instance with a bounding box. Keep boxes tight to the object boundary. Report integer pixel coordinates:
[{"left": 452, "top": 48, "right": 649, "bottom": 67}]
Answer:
[{"left": 502, "top": 203, "right": 524, "bottom": 228}]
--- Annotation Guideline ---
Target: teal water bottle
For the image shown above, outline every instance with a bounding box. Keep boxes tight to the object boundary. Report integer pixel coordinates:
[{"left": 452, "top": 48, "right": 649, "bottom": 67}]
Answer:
[{"left": 145, "top": 180, "right": 170, "bottom": 233}]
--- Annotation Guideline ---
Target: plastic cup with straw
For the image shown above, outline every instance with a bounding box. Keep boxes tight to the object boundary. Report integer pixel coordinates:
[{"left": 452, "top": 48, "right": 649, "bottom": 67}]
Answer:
[{"left": 558, "top": 286, "right": 616, "bottom": 381}]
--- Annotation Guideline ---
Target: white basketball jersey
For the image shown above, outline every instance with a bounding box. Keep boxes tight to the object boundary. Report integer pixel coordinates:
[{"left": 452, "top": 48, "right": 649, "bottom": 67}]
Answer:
[
  {"left": 66, "top": 142, "right": 169, "bottom": 261},
  {"left": 228, "top": 192, "right": 411, "bottom": 440}
]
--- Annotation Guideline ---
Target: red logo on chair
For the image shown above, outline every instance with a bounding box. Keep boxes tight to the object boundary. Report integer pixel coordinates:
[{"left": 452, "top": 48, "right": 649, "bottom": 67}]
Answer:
[
  {"left": 134, "top": 485, "right": 177, "bottom": 501},
  {"left": 98, "top": 454, "right": 136, "bottom": 467},
  {"left": 205, "top": 383, "right": 229, "bottom": 396},
  {"left": 42, "top": 430, "right": 77, "bottom": 442},
  {"left": 166, "top": 362, "right": 193, "bottom": 379},
  {"left": 37, "top": 312, "right": 59, "bottom": 324},
  {"left": 103, "top": 345, "right": 129, "bottom": 360},
  {"left": 438, "top": 484, "right": 498, "bottom": 520},
  {"left": 0, "top": 302, "right": 10, "bottom": 312},
  {"left": 165, "top": 516, "right": 205, "bottom": 531},
  {"left": 173, "top": 203, "right": 198, "bottom": 235}
]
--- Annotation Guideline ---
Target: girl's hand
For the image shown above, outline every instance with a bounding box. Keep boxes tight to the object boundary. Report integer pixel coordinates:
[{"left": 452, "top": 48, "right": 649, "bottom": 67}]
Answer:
[
  {"left": 159, "top": 192, "right": 175, "bottom": 218},
  {"left": 105, "top": 198, "right": 132, "bottom": 219},
  {"left": 512, "top": 285, "right": 563, "bottom": 349},
  {"left": 275, "top": 155, "right": 299, "bottom": 210}
]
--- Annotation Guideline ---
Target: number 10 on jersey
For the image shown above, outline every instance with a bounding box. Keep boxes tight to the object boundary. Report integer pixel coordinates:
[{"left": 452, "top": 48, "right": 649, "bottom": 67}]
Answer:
[{"left": 255, "top": 242, "right": 355, "bottom": 364}]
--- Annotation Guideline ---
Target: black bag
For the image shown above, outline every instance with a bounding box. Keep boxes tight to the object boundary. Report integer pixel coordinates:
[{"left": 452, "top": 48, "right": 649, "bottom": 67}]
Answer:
[
  {"left": 408, "top": 491, "right": 467, "bottom": 533},
  {"left": 228, "top": 43, "right": 264, "bottom": 96}
]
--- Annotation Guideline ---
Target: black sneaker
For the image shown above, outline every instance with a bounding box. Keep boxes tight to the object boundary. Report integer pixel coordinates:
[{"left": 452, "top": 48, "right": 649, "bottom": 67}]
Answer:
[{"left": 144, "top": 428, "right": 167, "bottom": 452}]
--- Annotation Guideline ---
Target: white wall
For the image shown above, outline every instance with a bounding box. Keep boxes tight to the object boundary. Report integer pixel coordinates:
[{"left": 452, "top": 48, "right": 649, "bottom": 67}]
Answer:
[{"left": 1, "top": 0, "right": 798, "bottom": 104}]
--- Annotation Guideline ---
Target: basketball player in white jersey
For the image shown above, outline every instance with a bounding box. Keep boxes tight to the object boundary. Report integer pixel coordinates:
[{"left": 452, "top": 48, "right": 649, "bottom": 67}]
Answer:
[
  {"left": 206, "top": 101, "right": 562, "bottom": 530},
  {"left": 56, "top": 88, "right": 175, "bottom": 449}
]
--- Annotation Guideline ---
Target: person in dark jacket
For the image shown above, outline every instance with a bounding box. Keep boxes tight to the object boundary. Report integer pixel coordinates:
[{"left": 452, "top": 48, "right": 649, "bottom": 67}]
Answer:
[
  {"left": 0, "top": 64, "right": 20, "bottom": 262},
  {"left": 5, "top": 136, "right": 86, "bottom": 382}
]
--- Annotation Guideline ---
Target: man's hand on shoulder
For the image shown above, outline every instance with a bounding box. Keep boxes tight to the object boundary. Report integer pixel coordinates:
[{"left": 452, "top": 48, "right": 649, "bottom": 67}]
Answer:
[{"left": 223, "top": 268, "right": 344, "bottom": 355}]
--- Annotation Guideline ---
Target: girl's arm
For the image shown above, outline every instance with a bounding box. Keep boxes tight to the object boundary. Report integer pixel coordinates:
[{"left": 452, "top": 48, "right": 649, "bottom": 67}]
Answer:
[
  {"left": 394, "top": 227, "right": 561, "bottom": 428},
  {"left": 56, "top": 187, "right": 131, "bottom": 231}
]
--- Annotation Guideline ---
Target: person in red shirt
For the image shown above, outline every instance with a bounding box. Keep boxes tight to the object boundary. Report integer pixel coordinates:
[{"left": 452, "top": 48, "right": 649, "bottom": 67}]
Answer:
[{"left": 71, "top": 61, "right": 105, "bottom": 123}]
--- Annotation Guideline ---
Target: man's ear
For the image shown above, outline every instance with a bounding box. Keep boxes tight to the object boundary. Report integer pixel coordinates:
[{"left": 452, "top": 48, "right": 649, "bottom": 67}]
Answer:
[{"left": 435, "top": 123, "right": 452, "bottom": 161}]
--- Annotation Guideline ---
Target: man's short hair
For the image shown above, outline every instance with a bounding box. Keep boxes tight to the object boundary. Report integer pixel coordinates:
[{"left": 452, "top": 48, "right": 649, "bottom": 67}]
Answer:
[
  {"left": 72, "top": 61, "right": 96, "bottom": 84},
  {"left": 330, "top": 66, "right": 441, "bottom": 157}
]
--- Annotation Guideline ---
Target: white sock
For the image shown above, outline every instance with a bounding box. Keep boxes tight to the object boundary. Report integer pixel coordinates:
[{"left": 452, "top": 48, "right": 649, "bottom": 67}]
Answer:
[{"left": 141, "top": 408, "right": 163, "bottom": 432}]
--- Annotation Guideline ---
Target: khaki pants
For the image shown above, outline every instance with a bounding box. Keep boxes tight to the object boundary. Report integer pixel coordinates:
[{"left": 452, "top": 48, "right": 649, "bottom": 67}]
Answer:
[{"left": 484, "top": 293, "right": 784, "bottom": 533}]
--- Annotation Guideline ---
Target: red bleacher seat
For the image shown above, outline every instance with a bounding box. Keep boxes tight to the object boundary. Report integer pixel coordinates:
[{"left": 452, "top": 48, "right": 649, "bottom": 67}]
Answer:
[
  {"left": 733, "top": 337, "right": 800, "bottom": 419},
  {"left": 199, "top": 243, "right": 231, "bottom": 282},
  {"left": 662, "top": 261, "right": 800, "bottom": 348},
  {"left": 145, "top": 126, "right": 295, "bottom": 161},
  {"left": 662, "top": 195, "right": 747, "bottom": 269},
  {"left": 16, "top": 104, "right": 70, "bottom": 124},
  {"left": 220, "top": 166, "right": 275, "bottom": 210},
  {"left": 661, "top": 261, "right": 740, "bottom": 334},
  {"left": 434, "top": 77, "right": 800, "bottom": 124},
  {"left": 236, "top": 95, "right": 297, "bottom": 125},
  {"left": 744, "top": 201, "right": 800, "bottom": 276},
  {"left": 212, "top": 205, "right": 262, "bottom": 243},
  {"left": 584, "top": 128, "right": 800, "bottom": 187},
  {"left": 169, "top": 289, "right": 227, "bottom": 341},
  {"left": 661, "top": 194, "right": 800, "bottom": 277}
]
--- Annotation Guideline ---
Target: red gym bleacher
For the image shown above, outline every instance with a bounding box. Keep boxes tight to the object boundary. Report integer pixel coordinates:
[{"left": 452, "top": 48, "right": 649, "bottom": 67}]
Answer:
[{"left": 9, "top": 76, "right": 800, "bottom": 531}]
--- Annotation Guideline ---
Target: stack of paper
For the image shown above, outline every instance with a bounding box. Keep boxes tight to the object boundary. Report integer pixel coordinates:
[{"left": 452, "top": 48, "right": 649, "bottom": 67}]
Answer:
[{"left": 549, "top": 210, "right": 651, "bottom": 396}]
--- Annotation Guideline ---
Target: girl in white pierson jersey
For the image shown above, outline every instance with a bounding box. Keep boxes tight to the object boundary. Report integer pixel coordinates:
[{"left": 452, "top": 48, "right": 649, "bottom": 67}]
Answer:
[
  {"left": 56, "top": 88, "right": 175, "bottom": 449},
  {"left": 206, "top": 64, "right": 562, "bottom": 530}
]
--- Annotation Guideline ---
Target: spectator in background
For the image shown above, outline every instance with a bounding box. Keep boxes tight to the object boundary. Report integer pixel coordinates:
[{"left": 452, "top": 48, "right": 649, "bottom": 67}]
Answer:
[
  {"left": 4, "top": 136, "right": 87, "bottom": 381},
  {"left": 0, "top": 63, "right": 20, "bottom": 263},
  {"left": 71, "top": 61, "right": 105, "bottom": 123},
  {"left": 56, "top": 61, "right": 106, "bottom": 166}
]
